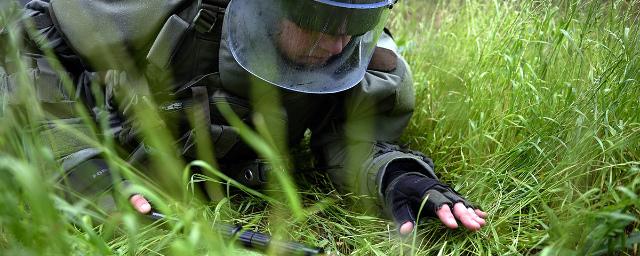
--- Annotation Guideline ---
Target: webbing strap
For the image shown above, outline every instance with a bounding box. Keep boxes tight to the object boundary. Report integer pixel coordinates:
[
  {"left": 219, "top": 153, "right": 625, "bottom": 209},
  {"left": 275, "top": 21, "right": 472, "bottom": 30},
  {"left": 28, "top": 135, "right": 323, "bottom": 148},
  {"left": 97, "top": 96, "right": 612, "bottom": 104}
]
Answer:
[
  {"left": 193, "top": 8, "right": 218, "bottom": 34},
  {"left": 189, "top": 86, "right": 212, "bottom": 158},
  {"left": 192, "top": 0, "right": 227, "bottom": 34},
  {"left": 191, "top": 86, "right": 211, "bottom": 124}
]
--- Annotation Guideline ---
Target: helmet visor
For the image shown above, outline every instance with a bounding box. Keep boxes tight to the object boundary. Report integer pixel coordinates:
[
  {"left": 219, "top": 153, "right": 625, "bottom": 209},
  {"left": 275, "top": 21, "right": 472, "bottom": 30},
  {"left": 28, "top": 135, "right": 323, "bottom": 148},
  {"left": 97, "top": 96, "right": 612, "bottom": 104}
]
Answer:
[{"left": 223, "top": 0, "right": 393, "bottom": 93}]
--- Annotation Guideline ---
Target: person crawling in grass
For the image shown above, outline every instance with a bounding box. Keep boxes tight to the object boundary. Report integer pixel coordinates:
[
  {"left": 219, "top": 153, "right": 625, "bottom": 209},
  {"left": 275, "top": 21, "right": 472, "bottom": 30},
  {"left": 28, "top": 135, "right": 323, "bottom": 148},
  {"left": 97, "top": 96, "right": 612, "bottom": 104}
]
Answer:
[{"left": 15, "top": 0, "right": 487, "bottom": 235}]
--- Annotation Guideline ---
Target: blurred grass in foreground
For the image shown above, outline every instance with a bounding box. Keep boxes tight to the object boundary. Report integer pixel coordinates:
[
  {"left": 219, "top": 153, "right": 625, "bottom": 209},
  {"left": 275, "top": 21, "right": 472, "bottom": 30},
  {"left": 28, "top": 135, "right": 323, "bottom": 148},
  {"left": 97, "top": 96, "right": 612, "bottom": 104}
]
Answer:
[{"left": 1, "top": 0, "right": 639, "bottom": 255}]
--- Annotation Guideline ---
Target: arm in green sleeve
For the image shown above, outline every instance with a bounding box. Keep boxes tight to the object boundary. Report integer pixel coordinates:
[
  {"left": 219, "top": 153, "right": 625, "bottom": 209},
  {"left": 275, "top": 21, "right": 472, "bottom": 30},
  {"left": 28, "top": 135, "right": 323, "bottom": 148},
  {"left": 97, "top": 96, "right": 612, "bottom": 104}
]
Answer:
[{"left": 310, "top": 37, "right": 437, "bottom": 208}]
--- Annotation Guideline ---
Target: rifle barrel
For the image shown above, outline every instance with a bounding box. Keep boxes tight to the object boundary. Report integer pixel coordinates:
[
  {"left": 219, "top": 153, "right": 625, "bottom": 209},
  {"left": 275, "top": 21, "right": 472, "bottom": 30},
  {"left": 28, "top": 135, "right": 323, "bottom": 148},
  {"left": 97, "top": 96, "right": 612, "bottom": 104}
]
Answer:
[{"left": 148, "top": 212, "right": 324, "bottom": 256}]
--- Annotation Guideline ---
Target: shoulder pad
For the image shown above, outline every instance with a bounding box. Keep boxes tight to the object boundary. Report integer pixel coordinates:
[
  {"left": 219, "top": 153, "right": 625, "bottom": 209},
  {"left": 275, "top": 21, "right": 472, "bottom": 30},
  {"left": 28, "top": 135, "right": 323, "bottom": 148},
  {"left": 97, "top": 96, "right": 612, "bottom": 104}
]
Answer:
[{"left": 50, "top": 0, "right": 191, "bottom": 69}]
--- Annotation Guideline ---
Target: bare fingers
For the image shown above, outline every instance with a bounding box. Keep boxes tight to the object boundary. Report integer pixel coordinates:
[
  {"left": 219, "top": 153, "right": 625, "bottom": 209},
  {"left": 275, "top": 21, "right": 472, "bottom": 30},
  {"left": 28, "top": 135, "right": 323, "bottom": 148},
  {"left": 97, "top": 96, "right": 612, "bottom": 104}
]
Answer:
[
  {"left": 475, "top": 209, "right": 488, "bottom": 218},
  {"left": 411, "top": 204, "right": 488, "bottom": 233},
  {"left": 451, "top": 203, "right": 481, "bottom": 231},
  {"left": 436, "top": 204, "right": 459, "bottom": 229},
  {"left": 468, "top": 207, "right": 486, "bottom": 226},
  {"left": 129, "top": 194, "right": 151, "bottom": 214},
  {"left": 399, "top": 221, "right": 414, "bottom": 235}
]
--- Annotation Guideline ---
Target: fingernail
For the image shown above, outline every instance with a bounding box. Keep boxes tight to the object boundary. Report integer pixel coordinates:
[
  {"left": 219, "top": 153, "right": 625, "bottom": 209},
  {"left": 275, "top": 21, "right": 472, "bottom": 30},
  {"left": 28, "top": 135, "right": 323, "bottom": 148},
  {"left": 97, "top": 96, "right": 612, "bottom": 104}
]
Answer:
[
  {"left": 399, "top": 222, "right": 414, "bottom": 235},
  {"left": 139, "top": 203, "right": 151, "bottom": 213},
  {"left": 448, "top": 218, "right": 458, "bottom": 228}
]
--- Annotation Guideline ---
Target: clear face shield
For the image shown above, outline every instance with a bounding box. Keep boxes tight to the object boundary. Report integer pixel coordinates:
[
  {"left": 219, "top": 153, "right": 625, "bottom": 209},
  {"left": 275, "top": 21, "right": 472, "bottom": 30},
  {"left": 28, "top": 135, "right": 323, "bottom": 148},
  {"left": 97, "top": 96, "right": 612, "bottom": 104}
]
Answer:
[{"left": 223, "top": 0, "right": 394, "bottom": 94}]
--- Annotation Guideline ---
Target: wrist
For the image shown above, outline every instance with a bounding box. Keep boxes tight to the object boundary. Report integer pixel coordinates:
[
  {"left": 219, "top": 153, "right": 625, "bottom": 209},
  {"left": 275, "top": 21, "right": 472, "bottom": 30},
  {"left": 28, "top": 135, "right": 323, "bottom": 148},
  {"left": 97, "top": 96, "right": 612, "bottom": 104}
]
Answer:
[{"left": 380, "top": 159, "right": 436, "bottom": 193}]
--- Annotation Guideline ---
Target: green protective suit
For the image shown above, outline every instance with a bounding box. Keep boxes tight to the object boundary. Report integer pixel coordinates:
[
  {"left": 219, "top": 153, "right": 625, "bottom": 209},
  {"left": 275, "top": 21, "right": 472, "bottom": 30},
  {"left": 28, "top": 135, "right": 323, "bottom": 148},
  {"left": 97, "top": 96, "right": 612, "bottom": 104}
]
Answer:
[
  {"left": 1, "top": 0, "right": 437, "bottom": 210},
  {"left": 217, "top": 27, "right": 437, "bottom": 207}
]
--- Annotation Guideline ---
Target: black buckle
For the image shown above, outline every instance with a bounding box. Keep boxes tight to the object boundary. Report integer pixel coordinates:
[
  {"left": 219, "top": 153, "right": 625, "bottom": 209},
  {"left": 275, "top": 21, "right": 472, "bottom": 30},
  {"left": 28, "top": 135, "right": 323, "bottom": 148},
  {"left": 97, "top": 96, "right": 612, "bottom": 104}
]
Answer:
[
  {"left": 227, "top": 159, "right": 271, "bottom": 188},
  {"left": 193, "top": 9, "right": 217, "bottom": 33}
]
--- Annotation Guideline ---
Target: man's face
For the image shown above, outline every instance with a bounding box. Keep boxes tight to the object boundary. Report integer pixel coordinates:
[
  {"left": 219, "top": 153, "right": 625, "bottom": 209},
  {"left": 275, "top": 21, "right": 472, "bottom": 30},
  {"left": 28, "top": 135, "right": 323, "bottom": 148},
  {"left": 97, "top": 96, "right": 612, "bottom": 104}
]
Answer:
[{"left": 275, "top": 19, "right": 352, "bottom": 68}]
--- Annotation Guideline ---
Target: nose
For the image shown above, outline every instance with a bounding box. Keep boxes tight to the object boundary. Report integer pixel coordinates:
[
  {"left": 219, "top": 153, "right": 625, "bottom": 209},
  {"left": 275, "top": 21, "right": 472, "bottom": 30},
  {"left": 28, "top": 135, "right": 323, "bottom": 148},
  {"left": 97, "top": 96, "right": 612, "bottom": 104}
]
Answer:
[{"left": 318, "top": 34, "right": 351, "bottom": 56}]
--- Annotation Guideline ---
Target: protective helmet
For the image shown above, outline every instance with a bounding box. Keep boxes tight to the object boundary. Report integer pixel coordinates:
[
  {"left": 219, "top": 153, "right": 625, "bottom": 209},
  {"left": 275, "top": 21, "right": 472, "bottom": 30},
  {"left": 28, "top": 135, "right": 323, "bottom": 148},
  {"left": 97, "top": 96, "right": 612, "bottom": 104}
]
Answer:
[{"left": 223, "top": 0, "right": 396, "bottom": 94}]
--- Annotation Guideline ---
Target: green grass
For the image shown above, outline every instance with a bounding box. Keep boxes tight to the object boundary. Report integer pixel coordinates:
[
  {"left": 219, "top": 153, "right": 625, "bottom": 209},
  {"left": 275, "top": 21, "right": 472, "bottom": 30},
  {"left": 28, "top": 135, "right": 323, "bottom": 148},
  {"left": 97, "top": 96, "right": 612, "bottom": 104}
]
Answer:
[{"left": 1, "top": 0, "right": 639, "bottom": 255}]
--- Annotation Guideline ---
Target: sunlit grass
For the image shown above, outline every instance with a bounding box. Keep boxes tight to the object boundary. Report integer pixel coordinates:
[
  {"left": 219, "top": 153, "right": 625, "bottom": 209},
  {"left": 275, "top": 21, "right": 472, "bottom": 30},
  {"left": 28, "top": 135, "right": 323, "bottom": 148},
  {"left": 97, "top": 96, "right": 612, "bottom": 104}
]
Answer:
[{"left": 1, "top": 0, "right": 639, "bottom": 255}]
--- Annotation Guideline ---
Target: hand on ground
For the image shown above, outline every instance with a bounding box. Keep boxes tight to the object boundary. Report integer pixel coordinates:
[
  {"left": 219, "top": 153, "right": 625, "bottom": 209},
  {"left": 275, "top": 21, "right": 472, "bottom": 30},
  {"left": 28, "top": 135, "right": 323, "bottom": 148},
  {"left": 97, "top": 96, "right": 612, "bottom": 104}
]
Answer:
[
  {"left": 384, "top": 172, "right": 488, "bottom": 235},
  {"left": 399, "top": 202, "right": 487, "bottom": 235}
]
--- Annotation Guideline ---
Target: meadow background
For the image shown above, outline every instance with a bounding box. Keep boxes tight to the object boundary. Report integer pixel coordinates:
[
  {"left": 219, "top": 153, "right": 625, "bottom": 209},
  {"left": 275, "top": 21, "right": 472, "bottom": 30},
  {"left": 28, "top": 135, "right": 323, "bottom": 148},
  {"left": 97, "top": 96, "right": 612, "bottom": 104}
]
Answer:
[{"left": 1, "top": 0, "right": 639, "bottom": 255}]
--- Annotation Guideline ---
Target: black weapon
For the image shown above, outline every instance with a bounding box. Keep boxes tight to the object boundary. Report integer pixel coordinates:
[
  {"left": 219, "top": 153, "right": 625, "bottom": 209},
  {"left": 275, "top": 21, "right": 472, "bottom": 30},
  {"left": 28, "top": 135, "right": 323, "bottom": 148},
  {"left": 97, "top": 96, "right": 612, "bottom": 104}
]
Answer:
[{"left": 148, "top": 212, "right": 324, "bottom": 256}]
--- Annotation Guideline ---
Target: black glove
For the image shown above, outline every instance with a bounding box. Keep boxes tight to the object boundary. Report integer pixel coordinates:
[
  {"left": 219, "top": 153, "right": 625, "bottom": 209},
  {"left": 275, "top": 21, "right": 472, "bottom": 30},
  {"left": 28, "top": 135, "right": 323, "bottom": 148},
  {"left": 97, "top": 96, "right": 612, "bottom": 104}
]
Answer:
[{"left": 382, "top": 162, "right": 477, "bottom": 230}]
